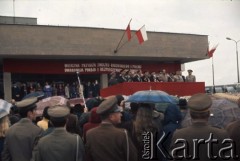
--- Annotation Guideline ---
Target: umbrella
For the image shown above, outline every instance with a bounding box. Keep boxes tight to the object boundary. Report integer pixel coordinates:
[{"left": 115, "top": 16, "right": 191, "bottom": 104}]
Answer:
[
  {"left": 126, "top": 90, "right": 176, "bottom": 104},
  {"left": 0, "top": 99, "right": 12, "bottom": 118},
  {"left": 181, "top": 98, "right": 240, "bottom": 128},
  {"left": 23, "top": 91, "right": 45, "bottom": 100},
  {"left": 36, "top": 96, "right": 68, "bottom": 116},
  {"left": 68, "top": 97, "right": 85, "bottom": 106}
]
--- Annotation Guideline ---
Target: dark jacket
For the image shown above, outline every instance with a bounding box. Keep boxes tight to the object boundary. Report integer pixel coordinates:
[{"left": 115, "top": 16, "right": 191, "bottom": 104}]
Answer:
[
  {"left": 158, "top": 104, "right": 182, "bottom": 161},
  {"left": 0, "top": 137, "right": 4, "bottom": 161},
  {"left": 83, "top": 107, "right": 101, "bottom": 143}
]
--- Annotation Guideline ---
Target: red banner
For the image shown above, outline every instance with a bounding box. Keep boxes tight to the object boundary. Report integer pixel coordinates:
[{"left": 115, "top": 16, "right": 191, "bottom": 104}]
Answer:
[{"left": 3, "top": 59, "right": 181, "bottom": 74}]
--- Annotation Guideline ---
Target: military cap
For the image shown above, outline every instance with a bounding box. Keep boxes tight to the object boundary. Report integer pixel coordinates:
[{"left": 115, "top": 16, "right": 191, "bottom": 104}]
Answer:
[
  {"left": 188, "top": 93, "right": 212, "bottom": 112},
  {"left": 97, "top": 96, "right": 122, "bottom": 115},
  {"left": 15, "top": 97, "right": 38, "bottom": 111},
  {"left": 187, "top": 69, "right": 193, "bottom": 72},
  {"left": 48, "top": 105, "right": 70, "bottom": 118}
]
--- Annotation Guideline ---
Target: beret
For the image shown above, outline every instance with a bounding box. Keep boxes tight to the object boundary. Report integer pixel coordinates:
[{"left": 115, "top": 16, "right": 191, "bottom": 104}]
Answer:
[{"left": 188, "top": 93, "right": 212, "bottom": 112}]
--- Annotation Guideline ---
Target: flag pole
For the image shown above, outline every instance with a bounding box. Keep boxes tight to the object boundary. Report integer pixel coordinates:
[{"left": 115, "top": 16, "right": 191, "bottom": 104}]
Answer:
[
  {"left": 114, "top": 19, "right": 132, "bottom": 54},
  {"left": 117, "top": 25, "right": 145, "bottom": 52},
  {"left": 76, "top": 72, "right": 87, "bottom": 110},
  {"left": 212, "top": 56, "right": 215, "bottom": 93},
  {"left": 117, "top": 32, "right": 137, "bottom": 52}
]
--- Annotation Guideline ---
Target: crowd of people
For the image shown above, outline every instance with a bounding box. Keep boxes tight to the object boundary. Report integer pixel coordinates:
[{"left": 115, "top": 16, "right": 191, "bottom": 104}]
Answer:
[
  {"left": 0, "top": 92, "right": 239, "bottom": 161},
  {"left": 11, "top": 80, "right": 100, "bottom": 101},
  {"left": 108, "top": 69, "right": 196, "bottom": 86},
  {"left": 10, "top": 69, "right": 195, "bottom": 102}
]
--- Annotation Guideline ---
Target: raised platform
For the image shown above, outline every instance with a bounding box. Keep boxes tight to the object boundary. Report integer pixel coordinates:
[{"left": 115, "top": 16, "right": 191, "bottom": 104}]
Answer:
[{"left": 100, "top": 82, "right": 205, "bottom": 97}]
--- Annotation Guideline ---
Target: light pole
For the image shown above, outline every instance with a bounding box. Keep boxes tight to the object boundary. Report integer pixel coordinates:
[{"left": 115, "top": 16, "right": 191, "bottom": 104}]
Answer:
[{"left": 226, "top": 37, "right": 240, "bottom": 83}]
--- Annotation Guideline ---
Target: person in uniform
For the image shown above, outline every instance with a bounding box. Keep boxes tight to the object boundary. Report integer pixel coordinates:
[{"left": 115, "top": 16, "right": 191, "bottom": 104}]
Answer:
[
  {"left": 185, "top": 69, "right": 196, "bottom": 82},
  {"left": 159, "top": 69, "right": 169, "bottom": 82},
  {"left": 85, "top": 96, "right": 137, "bottom": 161},
  {"left": 117, "top": 69, "right": 127, "bottom": 83},
  {"left": 173, "top": 71, "right": 184, "bottom": 82},
  {"left": 2, "top": 97, "right": 43, "bottom": 161},
  {"left": 170, "top": 93, "right": 230, "bottom": 161},
  {"left": 141, "top": 71, "right": 150, "bottom": 82},
  {"left": 132, "top": 70, "right": 142, "bottom": 82},
  {"left": 31, "top": 105, "right": 85, "bottom": 161}
]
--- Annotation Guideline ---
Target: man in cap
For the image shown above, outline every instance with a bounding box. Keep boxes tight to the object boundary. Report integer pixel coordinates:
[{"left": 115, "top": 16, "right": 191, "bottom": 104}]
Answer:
[
  {"left": 169, "top": 93, "right": 230, "bottom": 161},
  {"left": 32, "top": 105, "right": 85, "bottom": 161},
  {"left": 85, "top": 96, "right": 137, "bottom": 161},
  {"left": 174, "top": 70, "right": 184, "bottom": 82},
  {"left": 2, "top": 97, "right": 43, "bottom": 161},
  {"left": 185, "top": 69, "right": 196, "bottom": 82}
]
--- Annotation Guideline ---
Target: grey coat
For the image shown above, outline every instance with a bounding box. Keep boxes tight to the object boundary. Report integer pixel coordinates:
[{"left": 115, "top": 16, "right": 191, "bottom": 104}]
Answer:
[
  {"left": 170, "top": 122, "right": 230, "bottom": 161},
  {"left": 2, "top": 118, "right": 42, "bottom": 161},
  {"left": 31, "top": 128, "right": 85, "bottom": 161}
]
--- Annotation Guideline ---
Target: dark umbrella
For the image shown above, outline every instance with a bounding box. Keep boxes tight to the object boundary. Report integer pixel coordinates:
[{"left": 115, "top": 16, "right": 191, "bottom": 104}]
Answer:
[
  {"left": 126, "top": 90, "right": 176, "bottom": 104},
  {"left": 22, "top": 91, "right": 45, "bottom": 100},
  {"left": 181, "top": 98, "right": 240, "bottom": 128}
]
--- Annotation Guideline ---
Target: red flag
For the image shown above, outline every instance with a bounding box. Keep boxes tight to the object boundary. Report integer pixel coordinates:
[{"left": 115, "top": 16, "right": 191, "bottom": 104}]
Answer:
[
  {"left": 126, "top": 24, "right": 131, "bottom": 41},
  {"left": 136, "top": 26, "right": 148, "bottom": 44},
  {"left": 208, "top": 44, "right": 218, "bottom": 58}
]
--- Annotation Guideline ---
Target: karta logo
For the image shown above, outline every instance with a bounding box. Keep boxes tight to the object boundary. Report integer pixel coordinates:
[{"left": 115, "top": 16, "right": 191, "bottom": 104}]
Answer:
[
  {"left": 142, "top": 132, "right": 239, "bottom": 160},
  {"left": 142, "top": 131, "right": 154, "bottom": 159}
]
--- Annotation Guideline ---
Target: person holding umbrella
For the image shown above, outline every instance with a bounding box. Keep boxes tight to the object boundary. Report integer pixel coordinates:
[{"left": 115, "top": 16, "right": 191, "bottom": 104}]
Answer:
[{"left": 130, "top": 103, "right": 160, "bottom": 161}]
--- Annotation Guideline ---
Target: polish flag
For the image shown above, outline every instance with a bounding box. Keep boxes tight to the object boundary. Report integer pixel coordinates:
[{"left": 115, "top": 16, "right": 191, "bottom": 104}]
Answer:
[
  {"left": 136, "top": 26, "right": 148, "bottom": 44},
  {"left": 126, "top": 24, "right": 131, "bottom": 41},
  {"left": 208, "top": 44, "right": 218, "bottom": 58}
]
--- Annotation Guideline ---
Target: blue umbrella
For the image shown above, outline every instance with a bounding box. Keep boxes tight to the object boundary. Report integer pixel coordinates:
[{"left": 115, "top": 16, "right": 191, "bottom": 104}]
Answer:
[
  {"left": 126, "top": 90, "right": 176, "bottom": 104},
  {"left": 22, "top": 91, "right": 45, "bottom": 100}
]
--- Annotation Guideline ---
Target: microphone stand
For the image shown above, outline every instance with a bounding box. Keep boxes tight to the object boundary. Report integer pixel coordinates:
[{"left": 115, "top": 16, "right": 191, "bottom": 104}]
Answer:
[{"left": 76, "top": 72, "right": 87, "bottom": 110}]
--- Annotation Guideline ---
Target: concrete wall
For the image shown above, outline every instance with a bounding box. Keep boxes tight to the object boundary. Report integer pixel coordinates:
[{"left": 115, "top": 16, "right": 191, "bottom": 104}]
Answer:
[
  {"left": 100, "top": 74, "right": 108, "bottom": 89},
  {"left": 0, "top": 24, "right": 208, "bottom": 63}
]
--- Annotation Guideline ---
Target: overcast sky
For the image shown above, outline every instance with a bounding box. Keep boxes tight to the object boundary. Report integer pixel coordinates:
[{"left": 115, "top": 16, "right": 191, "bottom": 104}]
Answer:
[{"left": 0, "top": 0, "right": 240, "bottom": 86}]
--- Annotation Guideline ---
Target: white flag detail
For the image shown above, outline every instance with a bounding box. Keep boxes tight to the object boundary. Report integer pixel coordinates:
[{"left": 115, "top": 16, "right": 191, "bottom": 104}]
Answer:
[{"left": 136, "top": 26, "right": 148, "bottom": 44}]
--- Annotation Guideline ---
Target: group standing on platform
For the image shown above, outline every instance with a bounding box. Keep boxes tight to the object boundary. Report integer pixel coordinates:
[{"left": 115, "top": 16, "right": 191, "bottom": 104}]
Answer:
[{"left": 108, "top": 69, "right": 196, "bottom": 86}]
